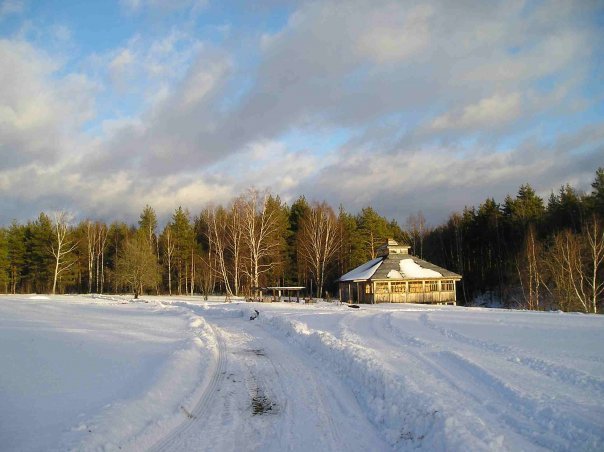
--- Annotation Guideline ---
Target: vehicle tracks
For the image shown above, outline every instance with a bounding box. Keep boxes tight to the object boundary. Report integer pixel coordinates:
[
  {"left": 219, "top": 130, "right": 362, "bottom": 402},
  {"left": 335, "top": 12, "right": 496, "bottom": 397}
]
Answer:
[
  {"left": 148, "top": 323, "right": 227, "bottom": 452},
  {"left": 418, "top": 312, "right": 604, "bottom": 396}
]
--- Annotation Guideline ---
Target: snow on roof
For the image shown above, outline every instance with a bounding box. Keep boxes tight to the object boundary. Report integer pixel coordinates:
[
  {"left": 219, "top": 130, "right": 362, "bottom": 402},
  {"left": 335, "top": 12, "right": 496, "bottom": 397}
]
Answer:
[
  {"left": 386, "top": 269, "right": 403, "bottom": 279},
  {"left": 340, "top": 255, "right": 454, "bottom": 282},
  {"left": 399, "top": 258, "right": 442, "bottom": 278},
  {"left": 338, "top": 257, "right": 383, "bottom": 282}
]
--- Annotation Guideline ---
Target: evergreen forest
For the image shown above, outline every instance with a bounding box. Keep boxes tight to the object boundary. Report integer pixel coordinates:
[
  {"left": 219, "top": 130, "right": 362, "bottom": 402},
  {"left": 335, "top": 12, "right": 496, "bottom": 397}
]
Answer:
[{"left": 0, "top": 168, "right": 602, "bottom": 313}]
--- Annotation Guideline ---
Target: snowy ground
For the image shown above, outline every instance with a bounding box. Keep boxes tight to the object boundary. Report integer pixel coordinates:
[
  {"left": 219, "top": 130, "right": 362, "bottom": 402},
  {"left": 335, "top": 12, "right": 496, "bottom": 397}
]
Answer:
[{"left": 1, "top": 295, "right": 603, "bottom": 451}]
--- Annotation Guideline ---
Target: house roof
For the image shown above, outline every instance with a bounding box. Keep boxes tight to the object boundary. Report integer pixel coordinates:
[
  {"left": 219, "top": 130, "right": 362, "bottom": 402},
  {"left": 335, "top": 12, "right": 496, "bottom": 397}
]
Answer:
[{"left": 338, "top": 253, "right": 461, "bottom": 282}]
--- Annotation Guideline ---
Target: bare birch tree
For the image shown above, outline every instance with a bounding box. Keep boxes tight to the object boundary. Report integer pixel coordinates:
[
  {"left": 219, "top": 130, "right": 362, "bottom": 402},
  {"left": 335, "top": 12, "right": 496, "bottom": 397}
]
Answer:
[
  {"left": 585, "top": 216, "right": 604, "bottom": 313},
  {"left": 241, "top": 189, "right": 282, "bottom": 297},
  {"left": 162, "top": 225, "right": 176, "bottom": 295},
  {"left": 203, "top": 206, "right": 233, "bottom": 296},
  {"left": 297, "top": 202, "right": 341, "bottom": 298},
  {"left": 85, "top": 221, "right": 108, "bottom": 294},
  {"left": 516, "top": 225, "right": 544, "bottom": 310},
  {"left": 51, "top": 211, "right": 78, "bottom": 295},
  {"left": 544, "top": 232, "right": 576, "bottom": 311},
  {"left": 227, "top": 198, "right": 245, "bottom": 296},
  {"left": 96, "top": 223, "right": 108, "bottom": 293},
  {"left": 406, "top": 211, "right": 427, "bottom": 258},
  {"left": 85, "top": 220, "right": 95, "bottom": 293},
  {"left": 550, "top": 217, "right": 604, "bottom": 313}
]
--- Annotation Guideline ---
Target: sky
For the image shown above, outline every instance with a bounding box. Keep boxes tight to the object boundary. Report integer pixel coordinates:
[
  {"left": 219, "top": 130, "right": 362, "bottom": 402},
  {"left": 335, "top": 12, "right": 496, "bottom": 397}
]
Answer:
[{"left": 1, "top": 0, "right": 603, "bottom": 227}]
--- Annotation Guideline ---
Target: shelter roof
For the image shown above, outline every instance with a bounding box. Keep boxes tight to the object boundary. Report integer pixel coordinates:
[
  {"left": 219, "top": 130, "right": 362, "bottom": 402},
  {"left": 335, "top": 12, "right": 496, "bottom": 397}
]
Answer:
[
  {"left": 264, "top": 286, "right": 306, "bottom": 290},
  {"left": 338, "top": 254, "right": 461, "bottom": 282},
  {"left": 338, "top": 257, "right": 383, "bottom": 282}
]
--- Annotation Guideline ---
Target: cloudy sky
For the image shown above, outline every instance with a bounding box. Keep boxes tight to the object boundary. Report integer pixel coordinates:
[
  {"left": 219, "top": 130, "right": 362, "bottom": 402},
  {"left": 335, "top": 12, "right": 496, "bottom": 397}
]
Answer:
[{"left": 1, "top": 0, "right": 603, "bottom": 226}]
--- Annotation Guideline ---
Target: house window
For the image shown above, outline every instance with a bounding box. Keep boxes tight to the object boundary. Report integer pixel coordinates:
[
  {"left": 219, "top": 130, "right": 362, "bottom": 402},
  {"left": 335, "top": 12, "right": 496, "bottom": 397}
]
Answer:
[
  {"left": 365, "top": 284, "right": 371, "bottom": 294},
  {"left": 409, "top": 282, "right": 423, "bottom": 293},
  {"left": 375, "top": 282, "right": 388, "bottom": 293},
  {"left": 441, "top": 280, "right": 454, "bottom": 291},
  {"left": 391, "top": 282, "right": 405, "bottom": 293},
  {"left": 426, "top": 281, "right": 438, "bottom": 292}
]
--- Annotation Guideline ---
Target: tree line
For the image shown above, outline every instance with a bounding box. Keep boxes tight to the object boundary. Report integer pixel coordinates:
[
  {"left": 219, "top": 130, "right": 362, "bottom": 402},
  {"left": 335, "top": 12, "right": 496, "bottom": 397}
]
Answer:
[
  {"left": 423, "top": 168, "right": 604, "bottom": 312},
  {"left": 0, "top": 169, "right": 602, "bottom": 312},
  {"left": 0, "top": 188, "right": 409, "bottom": 299}
]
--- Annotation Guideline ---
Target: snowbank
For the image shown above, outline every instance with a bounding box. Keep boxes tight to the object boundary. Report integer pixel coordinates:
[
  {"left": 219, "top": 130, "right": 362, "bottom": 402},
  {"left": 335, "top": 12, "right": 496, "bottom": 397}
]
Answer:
[{"left": 254, "top": 310, "right": 484, "bottom": 449}]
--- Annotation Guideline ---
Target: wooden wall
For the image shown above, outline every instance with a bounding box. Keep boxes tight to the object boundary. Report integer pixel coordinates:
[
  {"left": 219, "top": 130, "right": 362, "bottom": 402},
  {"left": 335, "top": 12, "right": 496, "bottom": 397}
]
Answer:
[{"left": 340, "top": 280, "right": 457, "bottom": 304}]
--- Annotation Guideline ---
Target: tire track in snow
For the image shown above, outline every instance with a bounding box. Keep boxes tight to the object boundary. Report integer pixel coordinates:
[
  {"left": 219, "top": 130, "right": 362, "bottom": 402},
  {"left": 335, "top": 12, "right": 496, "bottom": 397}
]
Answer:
[
  {"left": 359, "top": 313, "right": 526, "bottom": 447},
  {"left": 405, "top": 312, "right": 604, "bottom": 450},
  {"left": 421, "top": 349, "right": 603, "bottom": 451},
  {"left": 149, "top": 323, "right": 227, "bottom": 452},
  {"left": 418, "top": 312, "right": 604, "bottom": 396},
  {"left": 350, "top": 312, "right": 603, "bottom": 450},
  {"left": 244, "top": 323, "right": 345, "bottom": 449}
]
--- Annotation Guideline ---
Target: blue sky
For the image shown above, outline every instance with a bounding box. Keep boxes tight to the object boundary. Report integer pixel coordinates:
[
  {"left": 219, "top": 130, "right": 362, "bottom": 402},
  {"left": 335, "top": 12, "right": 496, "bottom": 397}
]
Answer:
[{"left": 1, "top": 0, "right": 603, "bottom": 226}]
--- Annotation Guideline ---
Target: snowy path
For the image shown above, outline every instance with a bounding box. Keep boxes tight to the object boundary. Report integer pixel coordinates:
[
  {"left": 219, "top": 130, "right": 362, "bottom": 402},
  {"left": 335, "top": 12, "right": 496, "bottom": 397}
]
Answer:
[
  {"left": 150, "top": 303, "right": 388, "bottom": 451},
  {"left": 1, "top": 296, "right": 603, "bottom": 451}
]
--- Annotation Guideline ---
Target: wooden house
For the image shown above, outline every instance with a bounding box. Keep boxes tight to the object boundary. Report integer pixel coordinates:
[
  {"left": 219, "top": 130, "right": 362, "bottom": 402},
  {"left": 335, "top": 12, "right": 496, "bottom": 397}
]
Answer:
[{"left": 338, "top": 239, "right": 462, "bottom": 305}]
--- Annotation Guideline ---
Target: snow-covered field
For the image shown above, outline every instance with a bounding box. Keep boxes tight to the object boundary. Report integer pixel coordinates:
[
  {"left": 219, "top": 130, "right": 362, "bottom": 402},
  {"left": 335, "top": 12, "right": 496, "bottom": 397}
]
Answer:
[{"left": 1, "top": 295, "right": 603, "bottom": 451}]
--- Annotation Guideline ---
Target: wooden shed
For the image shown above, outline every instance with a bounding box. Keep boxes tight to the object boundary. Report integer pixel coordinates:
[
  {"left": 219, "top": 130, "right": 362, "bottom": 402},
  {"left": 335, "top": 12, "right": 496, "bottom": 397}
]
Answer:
[{"left": 338, "top": 239, "right": 461, "bottom": 305}]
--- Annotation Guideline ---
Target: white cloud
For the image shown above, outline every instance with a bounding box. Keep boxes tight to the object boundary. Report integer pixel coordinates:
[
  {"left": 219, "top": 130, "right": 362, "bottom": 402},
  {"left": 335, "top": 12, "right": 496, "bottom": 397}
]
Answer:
[
  {"left": 120, "top": 0, "right": 207, "bottom": 14},
  {"left": 51, "top": 24, "right": 71, "bottom": 42},
  {"left": 179, "top": 58, "right": 230, "bottom": 107},
  {"left": 0, "top": 0, "right": 24, "bottom": 18},
  {"left": 431, "top": 93, "right": 522, "bottom": 130},
  {"left": 0, "top": 0, "right": 602, "bottom": 226},
  {"left": 0, "top": 39, "right": 96, "bottom": 168},
  {"left": 109, "top": 48, "right": 134, "bottom": 82},
  {"left": 356, "top": 3, "right": 433, "bottom": 63},
  {"left": 298, "top": 124, "right": 604, "bottom": 223}
]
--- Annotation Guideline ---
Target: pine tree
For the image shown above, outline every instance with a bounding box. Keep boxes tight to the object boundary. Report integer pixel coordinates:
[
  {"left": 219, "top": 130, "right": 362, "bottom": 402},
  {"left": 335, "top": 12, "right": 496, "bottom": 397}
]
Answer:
[
  {"left": 7, "top": 221, "right": 26, "bottom": 294},
  {"left": 171, "top": 207, "right": 194, "bottom": 295},
  {"left": 588, "top": 167, "right": 604, "bottom": 218},
  {"left": 0, "top": 228, "right": 9, "bottom": 293},
  {"left": 337, "top": 206, "right": 364, "bottom": 274},
  {"left": 288, "top": 196, "right": 310, "bottom": 285},
  {"left": 264, "top": 194, "right": 290, "bottom": 287},
  {"left": 138, "top": 205, "right": 158, "bottom": 252},
  {"left": 27, "top": 213, "right": 54, "bottom": 293},
  {"left": 357, "top": 207, "right": 393, "bottom": 259},
  {"left": 107, "top": 222, "right": 131, "bottom": 293},
  {"left": 509, "top": 184, "right": 545, "bottom": 227}
]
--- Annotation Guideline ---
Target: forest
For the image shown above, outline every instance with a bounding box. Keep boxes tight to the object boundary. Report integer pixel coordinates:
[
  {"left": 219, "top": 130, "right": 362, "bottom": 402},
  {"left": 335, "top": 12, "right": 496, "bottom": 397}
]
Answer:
[{"left": 0, "top": 168, "right": 602, "bottom": 313}]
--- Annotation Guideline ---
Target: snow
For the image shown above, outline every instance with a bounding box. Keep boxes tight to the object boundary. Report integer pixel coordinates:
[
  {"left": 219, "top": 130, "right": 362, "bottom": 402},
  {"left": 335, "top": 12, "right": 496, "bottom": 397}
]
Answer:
[
  {"left": 1, "top": 295, "right": 603, "bottom": 451},
  {"left": 387, "top": 269, "right": 403, "bottom": 279},
  {"left": 339, "top": 257, "right": 383, "bottom": 281},
  {"left": 0, "top": 295, "right": 216, "bottom": 452},
  {"left": 399, "top": 258, "right": 442, "bottom": 278}
]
